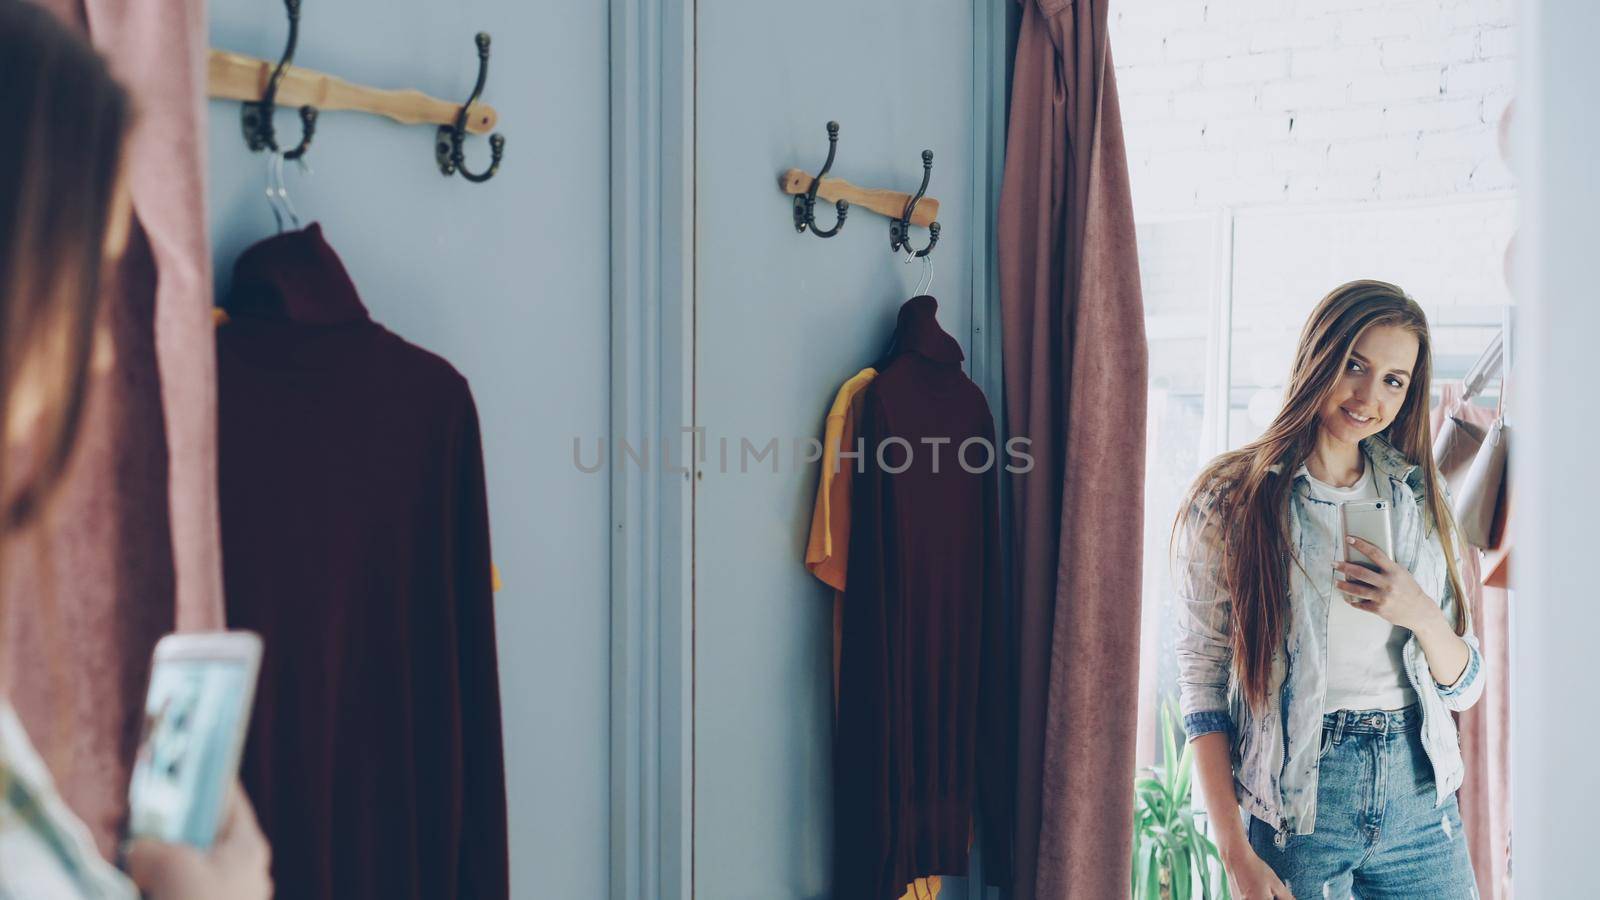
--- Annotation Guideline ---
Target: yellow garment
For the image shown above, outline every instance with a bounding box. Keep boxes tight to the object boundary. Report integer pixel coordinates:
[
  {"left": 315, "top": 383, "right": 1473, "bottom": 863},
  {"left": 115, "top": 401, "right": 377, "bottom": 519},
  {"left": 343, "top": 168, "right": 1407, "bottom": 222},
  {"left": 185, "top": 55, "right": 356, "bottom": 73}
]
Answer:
[
  {"left": 804, "top": 368, "right": 877, "bottom": 720},
  {"left": 805, "top": 367, "right": 878, "bottom": 590},
  {"left": 805, "top": 369, "right": 943, "bottom": 900}
]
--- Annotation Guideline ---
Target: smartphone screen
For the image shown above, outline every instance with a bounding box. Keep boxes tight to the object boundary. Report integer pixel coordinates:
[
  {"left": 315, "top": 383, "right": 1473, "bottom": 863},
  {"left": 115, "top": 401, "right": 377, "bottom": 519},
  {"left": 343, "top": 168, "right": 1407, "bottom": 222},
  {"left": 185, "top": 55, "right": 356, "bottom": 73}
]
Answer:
[{"left": 126, "top": 632, "right": 261, "bottom": 848}]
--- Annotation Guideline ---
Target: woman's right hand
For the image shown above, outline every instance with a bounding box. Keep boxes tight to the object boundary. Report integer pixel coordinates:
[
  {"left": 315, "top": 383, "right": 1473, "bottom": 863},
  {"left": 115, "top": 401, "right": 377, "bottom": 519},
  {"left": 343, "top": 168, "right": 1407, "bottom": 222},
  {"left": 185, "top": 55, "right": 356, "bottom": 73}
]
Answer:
[
  {"left": 1189, "top": 732, "right": 1295, "bottom": 898},
  {"left": 124, "top": 784, "right": 272, "bottom": 900},
  {"left": 1221, "top": 844, "right": 1296, "bottom": 899}
]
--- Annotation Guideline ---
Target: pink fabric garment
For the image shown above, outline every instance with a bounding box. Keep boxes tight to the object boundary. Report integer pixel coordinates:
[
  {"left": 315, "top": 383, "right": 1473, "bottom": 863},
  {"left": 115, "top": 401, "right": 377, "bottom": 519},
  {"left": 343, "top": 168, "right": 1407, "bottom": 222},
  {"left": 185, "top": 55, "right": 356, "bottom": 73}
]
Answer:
[
  {"left": 1, "top": 0, "right": 218, "bottom": 857},
  {"left": 997, "top": 1, "right": 1149, "bottom": 897},
  {"left": 81, "top": 0, "right": 222, "bottom": 633},
  {"left": 1431, "top": 384, "right": 1513, "bottom": 900}
]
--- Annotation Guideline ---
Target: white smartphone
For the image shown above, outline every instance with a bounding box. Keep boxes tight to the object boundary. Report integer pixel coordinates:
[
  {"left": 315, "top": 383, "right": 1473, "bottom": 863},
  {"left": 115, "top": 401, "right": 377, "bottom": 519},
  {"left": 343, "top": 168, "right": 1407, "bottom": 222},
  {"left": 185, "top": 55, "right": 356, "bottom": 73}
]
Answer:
[
  {"left": 1340, "top": 497, "right": 1395, "bottom": 571},
  {"left": 126, "top": 631, "right": 262, "bottom": 849}
]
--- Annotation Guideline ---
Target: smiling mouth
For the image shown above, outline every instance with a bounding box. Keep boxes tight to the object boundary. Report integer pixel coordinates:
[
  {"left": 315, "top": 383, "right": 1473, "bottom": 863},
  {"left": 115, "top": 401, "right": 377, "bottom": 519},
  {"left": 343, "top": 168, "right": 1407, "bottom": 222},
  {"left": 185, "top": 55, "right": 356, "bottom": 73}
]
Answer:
[{"left": 1342, "top": 408, "right": 1374, "bottom": 426}]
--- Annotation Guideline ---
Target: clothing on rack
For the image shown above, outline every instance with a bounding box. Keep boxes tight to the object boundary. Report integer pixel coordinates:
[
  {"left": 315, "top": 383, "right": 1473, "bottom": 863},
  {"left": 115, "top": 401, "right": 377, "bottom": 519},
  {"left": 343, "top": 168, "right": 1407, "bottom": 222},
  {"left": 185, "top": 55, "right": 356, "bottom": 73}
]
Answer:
[
  {"left": 833, "top": 295, "right": 1012, "bottom": 900},
  {"left": 216, "top": 223, "right": 508, "bottom": 900},
  {"left": 1431, "top": 383, "right": 1513, "bottom": 900},
  {"left": 806, "top": 367, "right": 878, "bottom": 594},
  {"left": 805, "top": 364, "right": 943, "bottom": 900}
]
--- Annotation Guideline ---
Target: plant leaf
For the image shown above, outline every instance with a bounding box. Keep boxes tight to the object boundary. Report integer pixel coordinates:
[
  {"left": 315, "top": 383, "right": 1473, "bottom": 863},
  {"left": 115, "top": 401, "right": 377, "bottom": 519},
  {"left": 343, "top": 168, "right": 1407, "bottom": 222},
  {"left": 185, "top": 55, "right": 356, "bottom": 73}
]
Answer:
[
  {"left": 1190, "top": 824, "right": 1213, "bottom": 900},
  {"left": 1170, "top": 844, "right": 1190, "bottom": 900},
  {"left": 1175, "top": 739, "right": 1194, "bottom": 803},
  {"left": 1161, "top": 702, "right": 1179, "bottom": 790},
  {"left": 1146, "top": 846, "right": 1162, "bottom": 900}
]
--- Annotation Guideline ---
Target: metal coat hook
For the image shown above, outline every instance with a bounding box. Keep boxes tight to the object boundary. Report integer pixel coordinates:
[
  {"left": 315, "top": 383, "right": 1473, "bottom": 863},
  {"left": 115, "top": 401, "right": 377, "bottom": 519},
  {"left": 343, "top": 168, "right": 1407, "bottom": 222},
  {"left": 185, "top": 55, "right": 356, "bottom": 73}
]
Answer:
[
  {"left": 793, "top": 121, "right": 849, "bottom": 237},
  {"left": 436, "top": 32, "right": 506, "bottom": 183},
  {"left": 890, "top": 150, "right": 940, "bottom": 258},
  {"left": 241, "top": 0, "right": 318, "bottom": 160}
]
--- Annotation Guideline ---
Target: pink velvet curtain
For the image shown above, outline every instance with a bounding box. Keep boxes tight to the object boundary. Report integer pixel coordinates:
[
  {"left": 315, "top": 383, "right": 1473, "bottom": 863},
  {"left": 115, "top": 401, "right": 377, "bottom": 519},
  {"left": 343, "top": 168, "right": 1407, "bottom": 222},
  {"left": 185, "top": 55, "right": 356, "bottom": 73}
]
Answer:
[
  {"left": 1431, "top": 383, "right": 1513, "bottom": 900},
  {"left": 1, "top": 0, "right": 220, "bottom": 857},
  {"left": 997, "top": 1, "right": 1149, "bottom": 896}
]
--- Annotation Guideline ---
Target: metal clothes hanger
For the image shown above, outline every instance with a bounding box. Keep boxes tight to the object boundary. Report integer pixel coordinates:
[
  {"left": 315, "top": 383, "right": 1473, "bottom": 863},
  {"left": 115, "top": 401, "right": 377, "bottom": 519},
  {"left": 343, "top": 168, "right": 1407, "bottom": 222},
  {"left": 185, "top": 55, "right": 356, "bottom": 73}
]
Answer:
[
  {"left": 1460, "top": 327, "right": 1504, "bottom": 403},
  {"left": 264, "top": 149, "right": 306, "bottom": 233},
  {"left": 906, "top": 247, "right": 934, "bottom": 298}
]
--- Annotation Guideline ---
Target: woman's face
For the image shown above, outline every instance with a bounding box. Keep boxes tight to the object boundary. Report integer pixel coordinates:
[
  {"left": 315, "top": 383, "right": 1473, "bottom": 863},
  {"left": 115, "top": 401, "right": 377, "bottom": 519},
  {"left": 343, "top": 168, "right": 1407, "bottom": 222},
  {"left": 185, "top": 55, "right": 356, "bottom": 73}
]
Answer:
[{"left": 1316, "top": 323, "right": 1420, "bottom": 446}]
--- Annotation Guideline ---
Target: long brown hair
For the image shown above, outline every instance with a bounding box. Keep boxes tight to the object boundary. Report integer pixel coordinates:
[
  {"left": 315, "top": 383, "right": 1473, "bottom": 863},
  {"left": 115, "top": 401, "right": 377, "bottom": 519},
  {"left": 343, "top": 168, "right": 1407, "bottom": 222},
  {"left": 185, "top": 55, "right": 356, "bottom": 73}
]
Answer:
[
  {"left": 1174, "top": 279, "right": 1469, "bottom": 712},
  {"left": 0, "top": 0, "right": 131, "bottom": 532}
]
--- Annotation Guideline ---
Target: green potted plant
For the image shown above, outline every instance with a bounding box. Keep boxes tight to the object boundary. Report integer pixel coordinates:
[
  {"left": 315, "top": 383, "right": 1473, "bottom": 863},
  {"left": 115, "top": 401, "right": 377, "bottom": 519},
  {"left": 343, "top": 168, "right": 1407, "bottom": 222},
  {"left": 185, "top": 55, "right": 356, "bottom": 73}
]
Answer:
[{"left": 1131, "top": 700, "right": 1231, "bottom": 900}]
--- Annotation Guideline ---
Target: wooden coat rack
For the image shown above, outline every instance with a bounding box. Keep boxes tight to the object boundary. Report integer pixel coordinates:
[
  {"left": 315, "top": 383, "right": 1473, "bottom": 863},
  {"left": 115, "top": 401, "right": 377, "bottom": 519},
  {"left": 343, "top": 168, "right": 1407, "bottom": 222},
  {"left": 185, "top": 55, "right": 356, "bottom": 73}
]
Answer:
[
  {"left": 208, "top": 49, "right": 499, "bottom": 136},
  {"left": 778, "top": 168, "right": 938, "bottom": 228},
  {"left": 208, "top": 0, "right": 505, "bottom": 184},
  {"left": 782, "top": 122, "right": 941, "bottom": 258}
]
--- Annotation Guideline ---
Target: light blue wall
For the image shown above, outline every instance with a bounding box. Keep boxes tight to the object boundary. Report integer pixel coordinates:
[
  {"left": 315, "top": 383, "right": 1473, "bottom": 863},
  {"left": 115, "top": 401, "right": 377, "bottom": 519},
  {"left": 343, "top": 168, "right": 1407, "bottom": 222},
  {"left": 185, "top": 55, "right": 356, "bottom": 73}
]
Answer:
[
  {"left": 207, "top": 3, "right": 1006, "bottom": 897},
  {"left": 692, "top": 2, "right": 995, "bottom": 897},
  {"left": 206, "top": 2, "right": 611, "bottom": 897}
]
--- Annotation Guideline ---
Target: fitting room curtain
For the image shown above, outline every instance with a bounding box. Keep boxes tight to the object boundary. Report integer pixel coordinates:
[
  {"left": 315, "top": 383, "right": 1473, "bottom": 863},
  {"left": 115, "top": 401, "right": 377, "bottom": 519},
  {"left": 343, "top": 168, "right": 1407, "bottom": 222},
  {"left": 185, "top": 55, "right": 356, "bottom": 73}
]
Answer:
[
  {"left": 996, "top": 1, "right": 1148, "bottom": 897},
  {"left": 1, "top": 0, "right": 220, "bottom": 856}
]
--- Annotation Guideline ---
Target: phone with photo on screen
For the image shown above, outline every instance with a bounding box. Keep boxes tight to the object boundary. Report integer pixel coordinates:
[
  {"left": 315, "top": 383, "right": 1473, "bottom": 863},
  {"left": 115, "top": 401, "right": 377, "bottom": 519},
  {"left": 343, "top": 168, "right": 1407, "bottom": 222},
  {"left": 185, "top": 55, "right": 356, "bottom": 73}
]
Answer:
[
  {"left": 1340, "top": 496, "right": 1395, "bottom": 572},
  {"left": 126, "top": 630, "right": 262, "bottom": 849}
]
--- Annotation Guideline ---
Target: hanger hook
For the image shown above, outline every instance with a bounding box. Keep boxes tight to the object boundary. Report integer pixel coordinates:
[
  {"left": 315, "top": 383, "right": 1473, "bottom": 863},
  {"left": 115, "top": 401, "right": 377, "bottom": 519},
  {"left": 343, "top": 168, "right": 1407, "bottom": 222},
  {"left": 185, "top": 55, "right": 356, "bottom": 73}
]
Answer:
[
  {"left": 264, "top": 151, "right": 302, "bottom": 233},
  {"left": 793, "top": 121, "right": 848, "bottom": 238},
  {"left": 276, "top": 151, "right": 303, "bottom": 230},
  {"left": 890, "top": 149, "right": 940, "bottom": 258},
  {"left": 907, "top": 251, "right": 934, "bottom": 297},
  {"left": 265, "top": 152, "right": 287, "bottom": 233},
  {"left": 436, "top": 32, "right": 507, "bottom": 183},
  {"left": 241, "top": 0, "right": 318, "bottom": 160}
]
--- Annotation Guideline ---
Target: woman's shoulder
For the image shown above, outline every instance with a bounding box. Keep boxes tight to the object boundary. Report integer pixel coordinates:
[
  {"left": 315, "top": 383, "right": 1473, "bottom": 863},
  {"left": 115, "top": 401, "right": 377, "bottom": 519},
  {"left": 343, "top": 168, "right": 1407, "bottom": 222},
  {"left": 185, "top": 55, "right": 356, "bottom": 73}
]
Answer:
[{"left": 1186, "top": 450, "right": 1258, "bottom": 513}]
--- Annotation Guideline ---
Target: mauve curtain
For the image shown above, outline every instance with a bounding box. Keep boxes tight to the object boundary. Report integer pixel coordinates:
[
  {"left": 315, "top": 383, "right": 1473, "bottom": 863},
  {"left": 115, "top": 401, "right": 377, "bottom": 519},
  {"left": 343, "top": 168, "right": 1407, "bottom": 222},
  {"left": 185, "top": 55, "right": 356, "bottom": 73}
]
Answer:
[
  {"left": 1, "top": 0, "right": 220, "bottom": 857},
  {"left": 996, "top": 1, "right": 1147, "bottom": 897},
  {"left": 1431, "top": 385, "right": 1513, "bottom": 900}
]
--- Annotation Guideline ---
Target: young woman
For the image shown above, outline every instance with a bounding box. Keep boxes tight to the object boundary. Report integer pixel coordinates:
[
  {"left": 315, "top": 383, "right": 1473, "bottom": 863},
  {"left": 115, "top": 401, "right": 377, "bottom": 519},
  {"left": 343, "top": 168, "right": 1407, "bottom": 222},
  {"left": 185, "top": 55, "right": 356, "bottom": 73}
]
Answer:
[
  {"left": 0, "top": 3, "right": 270, "bottom": 897},
  {"left": 1174, "top": 280, "right": 1484, "bottom": 899}
]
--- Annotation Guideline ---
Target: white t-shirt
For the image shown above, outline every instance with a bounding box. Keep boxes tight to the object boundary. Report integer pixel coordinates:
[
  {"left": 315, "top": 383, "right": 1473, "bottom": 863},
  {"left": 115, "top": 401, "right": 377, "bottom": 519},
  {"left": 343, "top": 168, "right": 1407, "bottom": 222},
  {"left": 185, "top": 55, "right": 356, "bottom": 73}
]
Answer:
[{"left": 1304, "top": 458, "right": 1418, "bottom": 713}]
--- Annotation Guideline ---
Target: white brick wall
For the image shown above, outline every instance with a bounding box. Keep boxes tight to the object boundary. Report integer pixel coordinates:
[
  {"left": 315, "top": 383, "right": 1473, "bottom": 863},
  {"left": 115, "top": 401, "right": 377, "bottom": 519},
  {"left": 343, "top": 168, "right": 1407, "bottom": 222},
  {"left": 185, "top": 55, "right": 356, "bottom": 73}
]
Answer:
[{"left": 1112, "top": 0, "right": 1518, "bottom": 213}]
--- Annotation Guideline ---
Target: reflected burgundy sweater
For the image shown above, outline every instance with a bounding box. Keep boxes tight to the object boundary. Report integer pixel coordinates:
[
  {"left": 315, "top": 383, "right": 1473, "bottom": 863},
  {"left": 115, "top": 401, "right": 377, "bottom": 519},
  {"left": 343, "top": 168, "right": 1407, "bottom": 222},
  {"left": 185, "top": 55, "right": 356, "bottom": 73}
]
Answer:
[
  {"left": 216, "top": 224, "right": 508, "bottom": 900},
  {"left": 834, "top": 295, "right": 1015, "bottom": 899}
]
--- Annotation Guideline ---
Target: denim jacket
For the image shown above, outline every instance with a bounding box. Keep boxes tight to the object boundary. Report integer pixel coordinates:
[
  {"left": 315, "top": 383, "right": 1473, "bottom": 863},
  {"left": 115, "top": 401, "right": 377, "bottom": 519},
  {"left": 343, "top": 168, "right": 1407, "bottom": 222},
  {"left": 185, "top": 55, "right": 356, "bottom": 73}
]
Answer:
[{"left": 1174, "top": 434, "right": 1485, "bottom": 848}]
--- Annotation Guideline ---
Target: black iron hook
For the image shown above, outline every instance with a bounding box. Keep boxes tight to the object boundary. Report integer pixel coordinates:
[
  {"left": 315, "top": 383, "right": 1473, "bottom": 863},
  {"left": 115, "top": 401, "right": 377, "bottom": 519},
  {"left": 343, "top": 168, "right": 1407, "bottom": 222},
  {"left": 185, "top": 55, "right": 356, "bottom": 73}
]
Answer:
[
  {"left": 241, "top": 0, "right": 318, "bottom": 160},
  {"left": 793, "top": 121, "right": 849, "bottom": 238},
  {"left": 890, "top": 150, "right": 940, "bottom": 258},
  {"left": 436, "top": 32, "right": 506, "bottom": 184}
]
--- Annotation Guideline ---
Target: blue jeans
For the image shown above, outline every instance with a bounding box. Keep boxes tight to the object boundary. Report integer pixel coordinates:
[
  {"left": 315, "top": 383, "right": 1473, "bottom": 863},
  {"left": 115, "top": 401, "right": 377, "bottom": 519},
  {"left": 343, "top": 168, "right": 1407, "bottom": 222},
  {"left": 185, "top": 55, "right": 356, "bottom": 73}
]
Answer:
[{"left": 1247, "top": 704, "right": 1478, "bottom": 899}]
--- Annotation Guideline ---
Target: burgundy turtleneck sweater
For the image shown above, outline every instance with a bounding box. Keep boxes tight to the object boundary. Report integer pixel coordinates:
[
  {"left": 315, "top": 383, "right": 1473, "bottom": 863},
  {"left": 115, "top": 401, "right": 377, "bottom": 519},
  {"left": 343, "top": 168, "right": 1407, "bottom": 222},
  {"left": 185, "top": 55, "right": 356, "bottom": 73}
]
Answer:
[
  {"left": 216, "top": 224, "right": 508, "bottom": 900},
  {"left": 834, "top": 296, "right": 1014, "bottom": 899}
]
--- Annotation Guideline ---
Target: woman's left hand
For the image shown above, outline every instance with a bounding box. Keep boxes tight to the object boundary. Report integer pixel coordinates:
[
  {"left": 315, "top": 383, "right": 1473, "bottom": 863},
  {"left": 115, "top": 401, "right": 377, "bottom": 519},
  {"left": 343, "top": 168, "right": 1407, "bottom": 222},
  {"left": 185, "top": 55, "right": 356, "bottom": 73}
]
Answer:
[{"left": 1333, "top": 536, "right": 1445, "bottom": 632}]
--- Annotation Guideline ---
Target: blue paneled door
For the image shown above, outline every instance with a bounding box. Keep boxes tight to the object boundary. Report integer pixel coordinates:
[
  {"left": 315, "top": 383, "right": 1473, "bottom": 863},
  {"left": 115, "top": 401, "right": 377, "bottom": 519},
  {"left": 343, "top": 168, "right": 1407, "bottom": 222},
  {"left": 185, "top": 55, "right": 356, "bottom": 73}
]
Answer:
[{"left": 692, "top": 2, "right": 995, "bottom": 897}]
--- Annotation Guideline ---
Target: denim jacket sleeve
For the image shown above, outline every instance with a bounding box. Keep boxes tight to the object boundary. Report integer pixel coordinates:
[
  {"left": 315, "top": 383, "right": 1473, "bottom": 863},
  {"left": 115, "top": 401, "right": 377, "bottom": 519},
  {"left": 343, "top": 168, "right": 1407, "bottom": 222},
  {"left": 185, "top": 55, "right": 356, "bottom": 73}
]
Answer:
[
  {"left": 1433, "top": 492, "right": 1486, "bottom": 710},
  {"left": 1173, "top": 489, "right": 1236, "bottom": 742}
]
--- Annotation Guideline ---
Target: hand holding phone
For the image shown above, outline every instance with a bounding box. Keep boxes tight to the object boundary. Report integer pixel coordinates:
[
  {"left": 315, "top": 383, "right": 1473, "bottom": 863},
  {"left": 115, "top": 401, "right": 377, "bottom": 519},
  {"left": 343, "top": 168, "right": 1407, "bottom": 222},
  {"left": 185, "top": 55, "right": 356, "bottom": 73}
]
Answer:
[
  {"left": 126, "top": 631, "right": 262, "bottom": 849},
  {"left": 1340, "top": 497, "right": 1395, "bottom": 573},
  {"left": 124, "top": 784, "right": 273, "bottom": 900}
]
